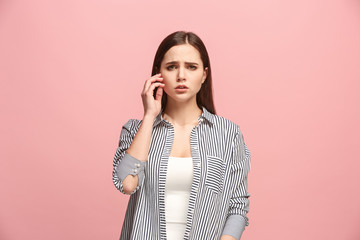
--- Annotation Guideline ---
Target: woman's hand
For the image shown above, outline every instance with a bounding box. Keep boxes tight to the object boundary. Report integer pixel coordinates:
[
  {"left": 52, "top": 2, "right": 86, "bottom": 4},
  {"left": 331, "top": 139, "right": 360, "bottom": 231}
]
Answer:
[
  {"left": 141, "top": 73, "right": 165, "bottom": 119},
  {"left": 220, "top": 235, "right": 237, "bottom": 240}
]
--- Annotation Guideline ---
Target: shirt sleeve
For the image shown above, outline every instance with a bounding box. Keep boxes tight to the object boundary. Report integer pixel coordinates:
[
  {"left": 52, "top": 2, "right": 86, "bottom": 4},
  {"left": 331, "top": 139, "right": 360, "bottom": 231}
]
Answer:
[
  {"left": 221, "top": 127, "right": 251, "bottom": 239},
  {"left": 112, "top": 119, "right": 147, "bottom": 195}
]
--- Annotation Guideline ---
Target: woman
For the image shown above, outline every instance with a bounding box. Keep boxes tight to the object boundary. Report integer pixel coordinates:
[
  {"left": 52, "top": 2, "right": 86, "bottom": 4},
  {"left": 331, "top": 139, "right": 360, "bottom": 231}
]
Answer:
[{"left": 112, "top": 31, "right": 251, "bottom": 240}]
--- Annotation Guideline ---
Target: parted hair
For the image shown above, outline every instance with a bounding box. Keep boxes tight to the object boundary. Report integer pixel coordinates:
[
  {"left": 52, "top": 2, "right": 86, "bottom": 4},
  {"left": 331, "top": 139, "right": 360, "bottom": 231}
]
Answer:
[{"left": 151, "top": 31, "right": 216, "bottom": 114}]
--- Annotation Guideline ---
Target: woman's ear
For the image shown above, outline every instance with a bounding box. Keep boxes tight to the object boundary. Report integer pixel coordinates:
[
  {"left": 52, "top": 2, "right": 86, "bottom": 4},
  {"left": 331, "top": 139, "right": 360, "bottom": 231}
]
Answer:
[{"left": 202, "top": 67, "right": 208, "bottom": 84}]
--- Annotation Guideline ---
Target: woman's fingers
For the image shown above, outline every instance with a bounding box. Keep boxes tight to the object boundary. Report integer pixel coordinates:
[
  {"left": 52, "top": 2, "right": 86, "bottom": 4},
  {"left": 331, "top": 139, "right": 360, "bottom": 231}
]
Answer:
[
  {"left": 141, "top": 73, "right": 165, "bottom": 117},
  {"left": 141, "top": 82, "right": 165, "bottom": 103},
  {"left": 154, "top": 85, "right": 163, "bottom": 101},
  {"left": 148, "top": 82, "right": 165, "bottom": 95},
  {"left": 142, "top": 73, "right": 163, "bottom": 93}
]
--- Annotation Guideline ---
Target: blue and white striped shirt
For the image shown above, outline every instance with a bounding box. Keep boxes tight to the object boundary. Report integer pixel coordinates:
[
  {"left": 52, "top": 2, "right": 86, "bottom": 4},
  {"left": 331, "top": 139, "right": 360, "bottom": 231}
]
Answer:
[{"left": 113, "top": 106, "right": 251, "bottom": 240}]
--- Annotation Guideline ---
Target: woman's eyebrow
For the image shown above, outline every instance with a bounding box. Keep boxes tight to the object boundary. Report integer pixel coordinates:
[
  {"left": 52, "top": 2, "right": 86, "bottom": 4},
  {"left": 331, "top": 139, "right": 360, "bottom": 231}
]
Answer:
[{"left": 165, "top": 61, "right": 199, "bottom": 65}]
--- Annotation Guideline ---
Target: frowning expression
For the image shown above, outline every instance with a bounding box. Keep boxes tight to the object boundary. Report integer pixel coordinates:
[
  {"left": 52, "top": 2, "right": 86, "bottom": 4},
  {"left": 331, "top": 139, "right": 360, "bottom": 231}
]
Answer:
[{"left": 160, "top": 44, "right": 208, "bottom": 103}]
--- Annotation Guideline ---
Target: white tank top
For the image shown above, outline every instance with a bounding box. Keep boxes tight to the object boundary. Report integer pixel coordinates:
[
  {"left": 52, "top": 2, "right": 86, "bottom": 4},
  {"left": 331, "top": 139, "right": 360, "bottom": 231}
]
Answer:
[{"left": 164, "top": 156, "right": 193, "bottom": 239}]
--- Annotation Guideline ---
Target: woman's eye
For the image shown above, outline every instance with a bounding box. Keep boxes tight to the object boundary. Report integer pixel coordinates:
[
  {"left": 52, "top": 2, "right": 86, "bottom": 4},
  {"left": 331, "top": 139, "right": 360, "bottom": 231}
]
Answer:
[
  {"left": 166, "top": 65, "right": 197, "bottom": 70},
  {"left": 189, "top": 65, "right": 197, "bottom": 70},
  {"left": 167, "top": 65, "right": 176, "bottom": 70}
]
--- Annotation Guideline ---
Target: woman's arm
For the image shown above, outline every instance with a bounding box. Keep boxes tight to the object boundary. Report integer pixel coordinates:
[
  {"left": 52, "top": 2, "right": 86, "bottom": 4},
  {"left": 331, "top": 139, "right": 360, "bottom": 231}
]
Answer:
[
  {"left": 120, "top": 115, "right": 155, "bottom": 194},
  {"left": 221, "top": 127, "right": 251, "bottom": 239},
  {"left": 113, "top": 73, "right": 165, "bottom": 195},
  {"left": 220, "top": 235, "right": 236, "bottom": 240}
]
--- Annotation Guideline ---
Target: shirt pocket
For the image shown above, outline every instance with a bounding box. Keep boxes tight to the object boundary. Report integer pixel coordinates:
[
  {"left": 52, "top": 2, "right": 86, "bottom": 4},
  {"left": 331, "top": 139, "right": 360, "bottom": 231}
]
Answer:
[{"left": 205, "top": 155, "right": 225, "bottom": 193}]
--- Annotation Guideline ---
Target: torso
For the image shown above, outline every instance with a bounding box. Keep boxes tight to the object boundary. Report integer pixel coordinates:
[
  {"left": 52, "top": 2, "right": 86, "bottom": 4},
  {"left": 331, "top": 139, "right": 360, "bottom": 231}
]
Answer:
[{"left": 169, "top": 124, "right": 197, "bottom": 158}]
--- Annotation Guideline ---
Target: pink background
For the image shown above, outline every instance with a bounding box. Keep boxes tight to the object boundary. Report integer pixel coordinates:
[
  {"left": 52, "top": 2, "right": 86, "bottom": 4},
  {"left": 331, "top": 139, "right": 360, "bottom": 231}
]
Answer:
[{"left": 1, "top": 0, "right": 360, "bottom": 239}]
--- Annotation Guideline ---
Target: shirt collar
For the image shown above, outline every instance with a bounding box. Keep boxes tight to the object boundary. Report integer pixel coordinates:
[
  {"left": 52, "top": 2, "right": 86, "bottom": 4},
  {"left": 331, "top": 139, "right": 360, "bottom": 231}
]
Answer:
[{"left": 153, "top": 106, "right": 215, "bottom": 127}]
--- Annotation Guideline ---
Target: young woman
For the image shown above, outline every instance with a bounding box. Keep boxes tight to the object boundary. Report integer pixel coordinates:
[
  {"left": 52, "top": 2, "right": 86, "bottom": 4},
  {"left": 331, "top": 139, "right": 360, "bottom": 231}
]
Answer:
[{"left": 113, "top": 31, "right": 251, "bottom": 240}]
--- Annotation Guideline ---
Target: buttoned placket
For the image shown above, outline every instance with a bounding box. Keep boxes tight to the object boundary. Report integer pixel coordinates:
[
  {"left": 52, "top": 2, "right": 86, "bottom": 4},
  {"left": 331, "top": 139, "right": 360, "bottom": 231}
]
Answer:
[
  {"left": 183, "top": 117, "right": 203, "bottom": 240},
  {"left": 158, "top": 117, "right": 204, "bottom": 240},
  {"left": 158, "top": 120, "right": 175, "bottom": 240}
]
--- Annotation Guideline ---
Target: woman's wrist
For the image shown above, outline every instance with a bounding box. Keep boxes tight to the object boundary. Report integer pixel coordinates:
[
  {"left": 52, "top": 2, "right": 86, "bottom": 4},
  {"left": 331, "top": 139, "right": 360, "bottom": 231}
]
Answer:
[
  {"left": 220, "top": 235, "right": 237, "bottom": 240},
  {"left": 143, "top": 113, "right": 157, "bottom": 122}
]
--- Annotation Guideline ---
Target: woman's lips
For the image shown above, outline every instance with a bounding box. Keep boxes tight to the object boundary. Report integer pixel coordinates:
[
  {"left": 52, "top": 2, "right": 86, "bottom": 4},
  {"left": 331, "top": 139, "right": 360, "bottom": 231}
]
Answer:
[
  {"left": 175, "top": 85, "right": 188, "bottom": 89},
  {"left": 175, "top": 86, "right": 188, "bottom": 93}
]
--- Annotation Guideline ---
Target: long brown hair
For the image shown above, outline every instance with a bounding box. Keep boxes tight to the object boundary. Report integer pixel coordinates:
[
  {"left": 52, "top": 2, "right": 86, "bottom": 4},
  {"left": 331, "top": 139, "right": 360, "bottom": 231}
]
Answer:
[{"left": 151, "top": 31, "right": 216, "bottom": 114}]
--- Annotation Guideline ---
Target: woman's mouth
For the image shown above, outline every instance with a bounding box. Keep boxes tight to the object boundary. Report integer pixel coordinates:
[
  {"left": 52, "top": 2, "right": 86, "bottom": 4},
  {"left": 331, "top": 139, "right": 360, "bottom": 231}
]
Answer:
[
  {"left": 175, "top": 85, "right": 188, "bottom": 89},
  {"left": 175, "top": 85, "right": 188, "bottom": 93}
]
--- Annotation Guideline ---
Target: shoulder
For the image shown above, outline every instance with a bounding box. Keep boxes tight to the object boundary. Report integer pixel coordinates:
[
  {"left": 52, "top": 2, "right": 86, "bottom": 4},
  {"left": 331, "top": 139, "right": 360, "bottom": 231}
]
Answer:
[
  {"left": 211, "top": 113, "right": 242, "bottom": 135},
  {"left": 121, "top": 118, "right": 143, "bottom": 135},
  {"left": 212, "top": 115, "right": 250, "bottom": 160}
]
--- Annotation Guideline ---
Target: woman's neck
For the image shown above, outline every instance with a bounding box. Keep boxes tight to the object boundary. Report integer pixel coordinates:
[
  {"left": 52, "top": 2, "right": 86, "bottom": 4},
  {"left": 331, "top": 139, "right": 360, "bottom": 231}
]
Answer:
[{"left": 162, "top": 101, "right": 202, "bottom": 127}]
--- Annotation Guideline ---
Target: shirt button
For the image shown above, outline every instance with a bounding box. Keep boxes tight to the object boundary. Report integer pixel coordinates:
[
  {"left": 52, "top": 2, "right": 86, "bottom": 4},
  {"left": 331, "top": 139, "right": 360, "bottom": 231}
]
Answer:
[
  {"left": 133, "top": 169, "right": 138, "bottom": 173},
  {"left": 194, "top": 187, "right": 198, "bottom": 192},
  {"left": 199, "top": 118, "right": 204, "bottom": 122},
  {"left": 135, "top": 163, "right": 141, "bottom": 168},
  {"left": 193, "top": 146, "right": 198, "bottom": 150},
  {"left": 196, "top": 163, "right": 201, "bottom": 168}
]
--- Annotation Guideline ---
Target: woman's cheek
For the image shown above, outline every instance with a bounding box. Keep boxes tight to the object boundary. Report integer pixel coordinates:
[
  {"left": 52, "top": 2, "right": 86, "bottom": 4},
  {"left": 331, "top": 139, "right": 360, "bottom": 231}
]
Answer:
[
  {"left": 162, "top": 79, "right": 170, "bottom": 93},
  {"left": 162, "top": 77, "right": 171, "bottom": 87}
]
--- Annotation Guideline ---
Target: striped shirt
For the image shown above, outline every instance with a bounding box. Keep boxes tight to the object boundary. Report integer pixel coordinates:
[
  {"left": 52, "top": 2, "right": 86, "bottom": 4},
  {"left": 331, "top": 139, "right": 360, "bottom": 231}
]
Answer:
[{"left": 112, "top": 106, "right": 251, "bottom": 240}]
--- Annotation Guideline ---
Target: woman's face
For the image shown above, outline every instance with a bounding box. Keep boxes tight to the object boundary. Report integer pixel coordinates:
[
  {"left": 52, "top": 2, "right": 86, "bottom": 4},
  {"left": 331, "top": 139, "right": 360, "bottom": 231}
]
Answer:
[{"left": 160, "top": 44, "right": 208, "bottom": 104}]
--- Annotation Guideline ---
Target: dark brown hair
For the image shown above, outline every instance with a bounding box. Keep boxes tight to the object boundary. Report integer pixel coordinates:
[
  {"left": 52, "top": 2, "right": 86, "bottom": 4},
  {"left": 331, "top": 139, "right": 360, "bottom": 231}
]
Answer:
[{"left": 151, "top": 31, "right": 216, "bottom": 114}]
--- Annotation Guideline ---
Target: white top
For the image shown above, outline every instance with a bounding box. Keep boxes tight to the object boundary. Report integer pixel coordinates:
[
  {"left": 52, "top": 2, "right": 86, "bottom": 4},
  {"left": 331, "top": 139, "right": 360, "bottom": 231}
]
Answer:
[{"left": 164, "top": 156, "right": 193, "bottom": 239}]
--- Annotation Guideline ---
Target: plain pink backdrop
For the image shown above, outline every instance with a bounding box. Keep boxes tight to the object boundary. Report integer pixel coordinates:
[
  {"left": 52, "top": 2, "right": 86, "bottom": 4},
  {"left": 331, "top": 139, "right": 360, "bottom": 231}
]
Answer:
[{"left": 1, "top": 0, "right": 360, "bottom": 239}]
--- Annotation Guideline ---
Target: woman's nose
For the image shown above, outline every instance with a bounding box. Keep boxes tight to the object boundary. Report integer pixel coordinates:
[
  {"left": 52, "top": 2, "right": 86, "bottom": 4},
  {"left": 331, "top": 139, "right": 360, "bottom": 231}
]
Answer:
[{"left": 177, "top": 66, "right": 186, "bottom": 82}]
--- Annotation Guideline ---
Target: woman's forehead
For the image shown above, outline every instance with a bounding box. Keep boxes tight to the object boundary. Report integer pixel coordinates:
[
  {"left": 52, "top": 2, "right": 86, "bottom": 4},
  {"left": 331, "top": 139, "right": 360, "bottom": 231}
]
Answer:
[{"left": 163, "top": 44, "right": 201, "bottom": 63}]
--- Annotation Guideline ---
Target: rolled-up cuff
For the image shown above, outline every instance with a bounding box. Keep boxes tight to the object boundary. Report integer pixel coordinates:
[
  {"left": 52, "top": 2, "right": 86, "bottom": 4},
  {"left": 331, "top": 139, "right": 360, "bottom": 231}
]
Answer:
[
  {"left": 221, "top": 215, "right": 246, "bottom": 240},
  {"left": 115, "top": 152, "right": 146, "bottom": 182}
]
